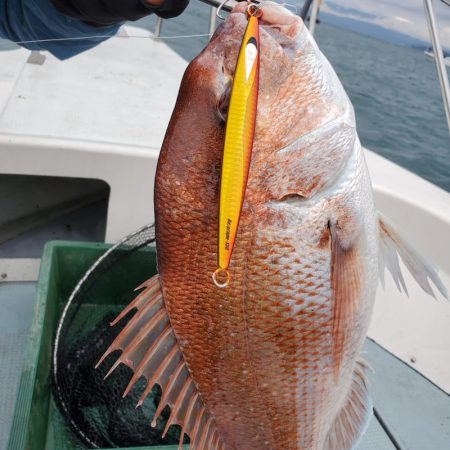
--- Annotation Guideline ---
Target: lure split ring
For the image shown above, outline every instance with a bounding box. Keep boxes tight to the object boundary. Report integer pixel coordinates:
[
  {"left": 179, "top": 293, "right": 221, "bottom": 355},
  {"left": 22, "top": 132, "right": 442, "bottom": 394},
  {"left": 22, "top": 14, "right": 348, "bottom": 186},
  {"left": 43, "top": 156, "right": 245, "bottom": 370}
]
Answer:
[
  {"left": 216, "top": 0, "right": 231, "bottom": 20},
  {"left": 247, "top": 2, "right": 263, "bottom": 18},
  {"left": 217, "top": 1, "right": 263, "bottom": 21},
  {"left": 213, "top": 268, "right": 231, "bottom": 288}
]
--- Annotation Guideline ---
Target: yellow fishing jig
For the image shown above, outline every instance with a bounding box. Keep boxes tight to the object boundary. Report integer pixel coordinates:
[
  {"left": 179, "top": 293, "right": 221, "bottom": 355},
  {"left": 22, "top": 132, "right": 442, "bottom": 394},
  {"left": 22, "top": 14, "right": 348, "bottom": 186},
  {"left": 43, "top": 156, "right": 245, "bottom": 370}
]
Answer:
[{"left": 213, "top": 2, "right": 261, "bottom": 288}]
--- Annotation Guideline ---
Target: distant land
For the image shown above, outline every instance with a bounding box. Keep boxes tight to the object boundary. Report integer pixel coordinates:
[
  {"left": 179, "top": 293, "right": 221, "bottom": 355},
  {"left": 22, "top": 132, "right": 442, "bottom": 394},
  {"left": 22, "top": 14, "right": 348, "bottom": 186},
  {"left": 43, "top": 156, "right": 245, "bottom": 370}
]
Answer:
[{"left": 317, "top": 11, "right": 450, "bottom": 53}]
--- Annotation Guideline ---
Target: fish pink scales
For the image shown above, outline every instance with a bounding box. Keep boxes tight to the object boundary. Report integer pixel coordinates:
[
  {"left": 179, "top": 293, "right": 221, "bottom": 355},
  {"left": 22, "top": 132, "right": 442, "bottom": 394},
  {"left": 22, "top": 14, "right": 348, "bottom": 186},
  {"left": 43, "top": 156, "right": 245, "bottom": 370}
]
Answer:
[{"left": 96, "top": 2, "right": 447, "bottom": 449}]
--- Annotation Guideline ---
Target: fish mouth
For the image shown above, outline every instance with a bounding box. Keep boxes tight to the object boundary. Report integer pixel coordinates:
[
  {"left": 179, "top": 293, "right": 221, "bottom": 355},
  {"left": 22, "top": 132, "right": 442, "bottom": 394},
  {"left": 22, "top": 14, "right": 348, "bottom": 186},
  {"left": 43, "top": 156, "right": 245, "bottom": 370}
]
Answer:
[
  {"left": 213, "top": 2, "right": 303, "bottom": 123},
  {"left": 230, "top": 1, "right": 302, "bottom": 40},
  {"left": 231, "top": 1, "right": 302, "bottom": 32}
]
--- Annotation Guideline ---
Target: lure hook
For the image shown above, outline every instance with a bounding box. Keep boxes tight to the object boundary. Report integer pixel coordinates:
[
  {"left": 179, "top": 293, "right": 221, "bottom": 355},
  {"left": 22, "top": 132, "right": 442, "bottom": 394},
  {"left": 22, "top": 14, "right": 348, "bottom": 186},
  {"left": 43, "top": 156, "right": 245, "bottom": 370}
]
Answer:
[{"left": 216, "top": 0, "right": 232, "bottom": 20}]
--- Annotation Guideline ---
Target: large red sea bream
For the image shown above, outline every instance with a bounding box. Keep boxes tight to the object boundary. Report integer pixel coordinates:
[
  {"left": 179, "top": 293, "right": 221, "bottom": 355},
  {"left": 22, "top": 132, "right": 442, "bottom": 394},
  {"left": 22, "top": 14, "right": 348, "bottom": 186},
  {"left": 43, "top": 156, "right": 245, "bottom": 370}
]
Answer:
[{"left": 97, "top": 2, "right": 447, "bottom": 449}]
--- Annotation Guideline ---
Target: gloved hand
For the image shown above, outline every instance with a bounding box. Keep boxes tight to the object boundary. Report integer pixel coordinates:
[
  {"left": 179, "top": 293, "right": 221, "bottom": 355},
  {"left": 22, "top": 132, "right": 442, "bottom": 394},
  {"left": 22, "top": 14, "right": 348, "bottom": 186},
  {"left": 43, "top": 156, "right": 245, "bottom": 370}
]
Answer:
[
  {"left": 52, "top": 0, "right": 190, "bottom": 27},
  {"left": 146, "top": 0, "right": 190, "bottom": 19}
]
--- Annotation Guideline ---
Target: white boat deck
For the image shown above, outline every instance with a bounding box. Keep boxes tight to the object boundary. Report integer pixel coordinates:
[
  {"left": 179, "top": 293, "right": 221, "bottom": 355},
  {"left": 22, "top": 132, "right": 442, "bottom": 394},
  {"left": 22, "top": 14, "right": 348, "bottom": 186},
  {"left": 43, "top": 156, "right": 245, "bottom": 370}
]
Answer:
[
  {"left": 0, "top": 27, "right": 185, "bottom": 243},
  {"left": 0, "top": 28, "right": 180, "bottom": 149},
  {"left": 1, "top": 24, "right": 449, "bottom": 450}
]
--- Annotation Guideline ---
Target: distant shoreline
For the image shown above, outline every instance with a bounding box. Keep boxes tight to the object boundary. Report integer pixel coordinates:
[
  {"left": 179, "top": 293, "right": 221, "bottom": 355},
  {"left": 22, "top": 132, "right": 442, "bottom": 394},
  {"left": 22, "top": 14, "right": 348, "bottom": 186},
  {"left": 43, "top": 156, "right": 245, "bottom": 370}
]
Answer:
[{"left": 320, "top": 12, "right": 450, "bottom": 53}]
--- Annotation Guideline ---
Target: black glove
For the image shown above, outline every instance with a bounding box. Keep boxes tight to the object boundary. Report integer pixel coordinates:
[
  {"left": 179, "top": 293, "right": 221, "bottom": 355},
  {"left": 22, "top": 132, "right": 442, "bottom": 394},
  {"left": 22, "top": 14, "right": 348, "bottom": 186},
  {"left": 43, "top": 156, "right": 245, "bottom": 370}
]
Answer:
[
  {"left": 148, "top": 0, "right": 190, "bottom": 19},
  {"left": 52, "top": 0, "right": 190, "bottom": 27}
]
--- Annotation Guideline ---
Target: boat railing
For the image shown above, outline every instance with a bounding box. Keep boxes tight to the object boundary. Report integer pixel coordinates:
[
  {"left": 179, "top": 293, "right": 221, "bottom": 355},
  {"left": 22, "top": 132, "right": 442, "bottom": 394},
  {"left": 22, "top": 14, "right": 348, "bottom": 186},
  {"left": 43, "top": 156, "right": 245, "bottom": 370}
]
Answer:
[{"left": 423, "top": 0, "right": 450, "bottom": 131}]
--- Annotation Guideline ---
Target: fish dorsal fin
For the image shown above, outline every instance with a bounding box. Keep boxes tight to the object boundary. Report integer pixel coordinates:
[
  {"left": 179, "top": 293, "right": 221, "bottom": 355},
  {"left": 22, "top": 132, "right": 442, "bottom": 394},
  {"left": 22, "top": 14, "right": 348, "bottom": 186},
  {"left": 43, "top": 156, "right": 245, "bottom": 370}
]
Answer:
[
  {"left": 96, "top": 275, "right": 226, "bottom": 450},
  {"left": 324, "top": 360, "right": 373, "bottom": 450},
  {"left": 378, "top": 214, "right": 448, "bottom": 299}
]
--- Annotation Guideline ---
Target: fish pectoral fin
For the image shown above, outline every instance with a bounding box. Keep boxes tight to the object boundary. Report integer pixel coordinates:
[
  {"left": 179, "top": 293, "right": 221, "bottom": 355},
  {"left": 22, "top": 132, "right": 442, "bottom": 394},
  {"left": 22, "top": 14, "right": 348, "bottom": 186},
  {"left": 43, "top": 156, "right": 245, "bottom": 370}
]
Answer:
[
  {"left": 96, "top": 274, "right": 225, "bottom": 450},
  {"left": 324, "top": 360, "right": 373, "bottom": 450},
  {"left": 378, "top": 214, "right": 448, "bottom": 299},
  {"left": 330, "top": 223, "right": 364, "bottom": 379}
]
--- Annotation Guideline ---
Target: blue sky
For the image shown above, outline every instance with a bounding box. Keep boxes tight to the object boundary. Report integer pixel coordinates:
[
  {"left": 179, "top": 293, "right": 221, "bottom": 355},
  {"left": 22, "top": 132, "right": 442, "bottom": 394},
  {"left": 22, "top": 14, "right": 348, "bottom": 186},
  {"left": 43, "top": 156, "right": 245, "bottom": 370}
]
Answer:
[{"left": 318, "top": 0, "right": 450, "bottom": 48}]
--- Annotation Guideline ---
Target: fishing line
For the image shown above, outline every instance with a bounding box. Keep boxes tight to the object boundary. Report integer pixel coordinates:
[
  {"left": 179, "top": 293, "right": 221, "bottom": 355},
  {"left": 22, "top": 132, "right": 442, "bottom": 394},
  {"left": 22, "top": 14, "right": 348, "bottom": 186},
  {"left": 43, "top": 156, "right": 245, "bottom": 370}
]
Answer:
[
  {"left": 6, "top": 1, "right": 300, "bottom": 47},
  {"left": 9, "top": 26, "right": 286, "bottom": 47},
  {"left": 9, "top": 32, "right": 211, "bottom": 46}
]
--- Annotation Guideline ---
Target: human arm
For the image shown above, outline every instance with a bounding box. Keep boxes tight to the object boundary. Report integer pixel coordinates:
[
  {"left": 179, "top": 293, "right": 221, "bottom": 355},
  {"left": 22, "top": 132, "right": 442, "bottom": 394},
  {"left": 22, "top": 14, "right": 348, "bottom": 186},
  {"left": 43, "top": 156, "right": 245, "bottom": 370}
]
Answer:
[{"left": 0, "top": 0, "right": 189, "bottom": 59}]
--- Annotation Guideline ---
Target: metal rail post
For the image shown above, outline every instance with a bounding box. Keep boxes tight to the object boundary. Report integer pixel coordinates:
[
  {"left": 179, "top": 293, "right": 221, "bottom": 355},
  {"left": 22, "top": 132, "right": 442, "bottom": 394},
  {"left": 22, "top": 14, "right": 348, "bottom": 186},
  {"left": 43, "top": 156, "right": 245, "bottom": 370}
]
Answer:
[
  {"left": 309, "top": 0, "right": 321, "bottom": 36},
  {"left": 423, "top": 0, "right": 450, "bottom": 131},
  {"left": 209, "top": 6, "right": 218, "bottom": 38},
  {"left": 154, "top": 17, "right": 163, "bottom": 38}
]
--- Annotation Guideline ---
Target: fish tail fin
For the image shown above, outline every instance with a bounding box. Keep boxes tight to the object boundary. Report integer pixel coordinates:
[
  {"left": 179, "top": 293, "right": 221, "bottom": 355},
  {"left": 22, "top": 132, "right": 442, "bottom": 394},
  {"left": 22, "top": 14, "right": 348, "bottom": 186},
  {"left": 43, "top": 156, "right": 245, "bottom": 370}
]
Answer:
[
  {"left": 324, "top": 359, "right": 373, "bottom": 450},
  {"left": 378, "top": 214, "right": 448, "bottom": 300},
  {"left": 96, "top": 274, "right": 226, "bottom": 450}
]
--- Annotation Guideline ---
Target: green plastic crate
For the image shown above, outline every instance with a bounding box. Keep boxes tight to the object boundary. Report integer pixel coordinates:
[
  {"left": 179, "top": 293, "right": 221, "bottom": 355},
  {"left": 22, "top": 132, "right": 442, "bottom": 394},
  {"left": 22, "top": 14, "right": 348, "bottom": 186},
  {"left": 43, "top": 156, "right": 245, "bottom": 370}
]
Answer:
[{"left": 7, "top": 241, "right": 181, "bottom": 450}]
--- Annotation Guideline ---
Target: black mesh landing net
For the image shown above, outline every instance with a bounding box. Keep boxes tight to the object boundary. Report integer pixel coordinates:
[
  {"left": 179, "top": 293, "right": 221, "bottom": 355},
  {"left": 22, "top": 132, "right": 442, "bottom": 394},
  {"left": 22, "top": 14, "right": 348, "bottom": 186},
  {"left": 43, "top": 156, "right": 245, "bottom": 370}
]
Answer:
[{"left": 52, "top": 224, "right": 187, "bottom": 448}]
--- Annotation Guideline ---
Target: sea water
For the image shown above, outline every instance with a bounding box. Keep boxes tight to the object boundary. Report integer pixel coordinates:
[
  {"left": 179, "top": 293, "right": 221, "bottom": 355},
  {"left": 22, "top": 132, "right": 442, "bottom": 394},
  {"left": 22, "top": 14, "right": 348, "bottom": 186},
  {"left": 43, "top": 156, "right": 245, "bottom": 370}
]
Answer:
[{"left": 147, "top": 2, "right": 450, "bottom": 193}]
